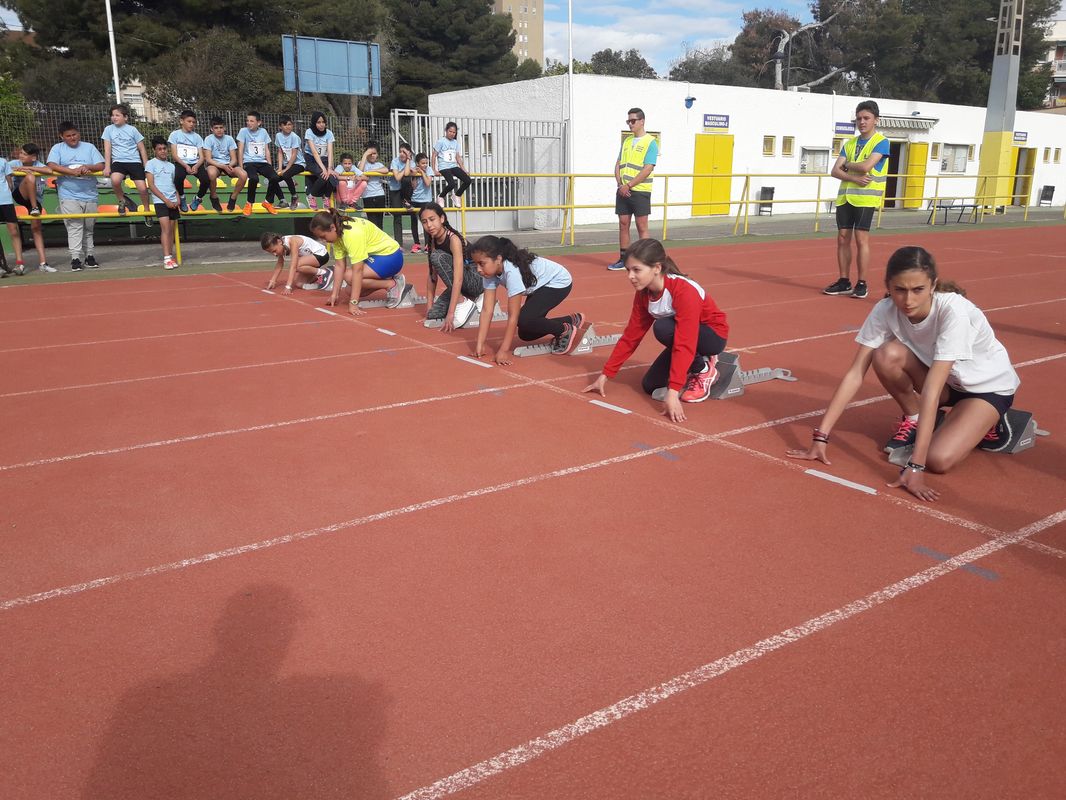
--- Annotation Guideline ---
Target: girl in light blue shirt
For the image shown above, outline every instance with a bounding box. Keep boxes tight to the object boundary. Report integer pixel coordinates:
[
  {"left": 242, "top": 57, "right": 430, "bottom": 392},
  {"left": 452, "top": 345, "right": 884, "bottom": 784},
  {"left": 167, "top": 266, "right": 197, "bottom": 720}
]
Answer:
[
  {"left": 303, "top": 112, "right": 338, "bottom": 209},
  {"left": 432, "top": 122, "right": 471, "bottom": 206},
  {"left": 101, "top": 104, "right": 152, "bottom": 222},
  {"left": 469, "top": 235, "right": 583, "bottom": 365}
]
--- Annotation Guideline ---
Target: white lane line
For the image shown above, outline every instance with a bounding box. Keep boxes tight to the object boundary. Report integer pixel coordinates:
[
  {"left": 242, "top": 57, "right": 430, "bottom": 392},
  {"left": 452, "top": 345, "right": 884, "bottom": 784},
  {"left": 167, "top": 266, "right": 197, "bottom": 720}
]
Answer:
[
  {"left": 985, "top": 296, "right": 1066, "bottom": 313},
  {"left": 805, "top": 468, "right": 878, "bottom": 496},
  {"left": 315, "top": 307, "right": 339, "bottom": 317},
  {"left": 395, "top": 509, "right": 1066, "bottom": 800},
  {"left": 377, "top": 328, "right": 397, "bottom": 336},
  {"left": 0, "top": 299, "right": 265, "bottom": 325},
  {"left": 1013, "top": 352, "right": 1066, "bottom": 368},
  {"left": 588, "top": 399, "right": 631, "bottom": 415},
  {"left": 457, "top": 355, "right": 493, "bottom": 369},
  {"left": 0, "top": 346, "right": 426, "bottom": 399},
  {"left": 0, "top": 383, "right": 533, "bottom": 473},
  {"left": 0, "top": 320, "right": 329, "bottom": 354},
  {"left": 0, "top": 439, "right": 703, "bottom": 612}
]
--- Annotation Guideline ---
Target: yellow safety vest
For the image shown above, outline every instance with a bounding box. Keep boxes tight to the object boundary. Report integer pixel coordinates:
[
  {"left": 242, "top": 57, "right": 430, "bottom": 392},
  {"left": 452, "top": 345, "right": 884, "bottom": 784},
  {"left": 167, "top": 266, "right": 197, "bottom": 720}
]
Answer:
[
  {"left": 835, "top": 132, "right": 888, "bottom": 208},
  {"left": 619, "top": 134, "right": 656, "bottom": 193}
]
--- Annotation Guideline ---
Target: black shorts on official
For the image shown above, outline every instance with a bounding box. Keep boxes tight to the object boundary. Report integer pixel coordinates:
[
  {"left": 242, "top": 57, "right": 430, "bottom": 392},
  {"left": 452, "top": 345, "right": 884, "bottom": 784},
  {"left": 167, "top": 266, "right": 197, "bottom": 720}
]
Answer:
[
  {"left": 615, "top": 190, "right": 651, "bottom": 218},
  {"left": 112, "top": 161, "right": 146, "bottom": 181},
  {"left": 945, "top": 386, "right": 1014, "bottom": 421},
  {"left": 835, "top": 203, "right": 875, "bottom": 231},
  {"left": 154, "top": 203, "right": 180, "bottom": 220},
  {"left": 0, "top": 203, "right": 18, "bottom": 224}
]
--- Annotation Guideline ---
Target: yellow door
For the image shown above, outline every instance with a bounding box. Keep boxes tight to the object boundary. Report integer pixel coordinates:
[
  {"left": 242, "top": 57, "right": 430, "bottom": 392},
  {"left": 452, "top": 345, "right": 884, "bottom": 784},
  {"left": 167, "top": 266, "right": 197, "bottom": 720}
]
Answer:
[
  {"left": 902, "top": 143, "right": 928, "bottom": 209},
  {"left": 692, "top": 134, "right": 734, "bottom": 216}
]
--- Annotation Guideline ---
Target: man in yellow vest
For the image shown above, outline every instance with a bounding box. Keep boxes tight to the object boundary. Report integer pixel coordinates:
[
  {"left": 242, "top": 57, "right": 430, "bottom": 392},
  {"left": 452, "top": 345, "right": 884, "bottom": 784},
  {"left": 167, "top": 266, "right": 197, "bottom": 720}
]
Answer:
[
  {"left": 608, "top": 108, "right": 659, "bottom": 271},
  {"left": 825, "top": 100, "right": 889, "bottom": 299}
]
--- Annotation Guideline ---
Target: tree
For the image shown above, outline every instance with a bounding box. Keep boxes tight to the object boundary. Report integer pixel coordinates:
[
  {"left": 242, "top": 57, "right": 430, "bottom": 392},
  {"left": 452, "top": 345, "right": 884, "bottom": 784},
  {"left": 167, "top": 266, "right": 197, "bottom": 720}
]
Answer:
[
  {"left": 514, "top": 58, "right": 543, "bottom": 81},
  {"left": 144, "top": 30, "right": 288, "bottom": 112},
  {"left": 587, "top": 49, "right": 657, "bottom": 79},
  {"left": 0, "top": 74, "right": 35, "bottom": 147},
  {"left": 668, "top": 44, "right": 757, "bottom": 86},
  {"left": 543, "top": 58, "right": 593, "bottom": 76},
  {"left": 384, "top": 0, "right": 518, "bottom": 111}
]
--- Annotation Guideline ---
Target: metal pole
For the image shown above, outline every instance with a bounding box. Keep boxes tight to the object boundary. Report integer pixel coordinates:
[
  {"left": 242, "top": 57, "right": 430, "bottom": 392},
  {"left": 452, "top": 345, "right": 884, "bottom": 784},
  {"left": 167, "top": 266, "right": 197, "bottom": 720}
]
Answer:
[
  {"left": 293, "top": 33, "right": 302, "bottom": 118},
  {"left": 567, "top": 0, "right": 575, "bottom": 236},
  {"left": 105, "top": 0, "right": 122, "bottom": 103}
]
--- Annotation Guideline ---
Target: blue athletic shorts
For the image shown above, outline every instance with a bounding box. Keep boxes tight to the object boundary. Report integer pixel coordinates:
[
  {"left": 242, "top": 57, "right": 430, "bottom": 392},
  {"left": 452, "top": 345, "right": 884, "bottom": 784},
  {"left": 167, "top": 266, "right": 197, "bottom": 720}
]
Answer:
[{"left": 366, "top": 248, "right": 404, "bottom": 279}]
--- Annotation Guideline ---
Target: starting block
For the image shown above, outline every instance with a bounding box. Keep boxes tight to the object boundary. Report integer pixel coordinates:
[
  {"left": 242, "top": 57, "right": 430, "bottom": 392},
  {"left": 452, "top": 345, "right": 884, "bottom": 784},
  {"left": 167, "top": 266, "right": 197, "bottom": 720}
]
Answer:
[
  {"left": 357, "top": 286, "right": 426, "bottom": 310},
  {"left": 513, "top": 323, "right": 621, "bottom": 357},
  {"left": 887, "top": 407, "right": 1049, "bottom": 467},
  {"left": 423, "top": 301, "right": 508, "bottom": 329},
  {"left": 653, "top": 351, "right": 796, "bottom": 400}
]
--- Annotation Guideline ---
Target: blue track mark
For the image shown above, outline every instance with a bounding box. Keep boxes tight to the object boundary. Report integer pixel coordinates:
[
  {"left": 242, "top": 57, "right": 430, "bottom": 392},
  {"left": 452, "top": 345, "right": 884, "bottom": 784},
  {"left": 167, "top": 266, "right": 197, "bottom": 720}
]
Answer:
[
  {"left": 632, "top": 442, "right": 680, "bottom": 462},
  {"left": 913, "top": 546, "right": 999, "bottom": 581}
]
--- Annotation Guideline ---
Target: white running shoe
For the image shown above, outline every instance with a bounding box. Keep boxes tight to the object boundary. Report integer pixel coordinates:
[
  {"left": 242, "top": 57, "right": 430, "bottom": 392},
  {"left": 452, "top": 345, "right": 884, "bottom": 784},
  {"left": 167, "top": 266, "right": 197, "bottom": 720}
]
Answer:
[
  {"left": 163, "top": 256, "right": 179, "bottom": 270},
  {"left": 385, "top": 273, "right": 407, "bottom": 308},
  {"left": 452, "top": 293, "right": 484, "bottom": 328},
  {"left": 39, "top": 263, "right": 58, "bottom": 273}
]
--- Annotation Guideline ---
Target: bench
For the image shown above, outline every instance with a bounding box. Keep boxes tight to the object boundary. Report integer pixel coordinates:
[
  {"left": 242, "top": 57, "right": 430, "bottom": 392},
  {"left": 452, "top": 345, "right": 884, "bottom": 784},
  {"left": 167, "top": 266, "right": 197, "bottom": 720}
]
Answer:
[{"left": 927, "top": 198, "right": 977, "bottom": 225}]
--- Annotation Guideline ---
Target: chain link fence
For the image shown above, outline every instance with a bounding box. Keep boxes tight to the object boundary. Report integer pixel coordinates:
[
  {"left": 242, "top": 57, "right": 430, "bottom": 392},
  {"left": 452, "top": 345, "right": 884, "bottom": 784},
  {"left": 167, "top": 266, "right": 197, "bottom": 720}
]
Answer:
[{"left": 2, "top": 103, "right": 392, "bottom": 156}]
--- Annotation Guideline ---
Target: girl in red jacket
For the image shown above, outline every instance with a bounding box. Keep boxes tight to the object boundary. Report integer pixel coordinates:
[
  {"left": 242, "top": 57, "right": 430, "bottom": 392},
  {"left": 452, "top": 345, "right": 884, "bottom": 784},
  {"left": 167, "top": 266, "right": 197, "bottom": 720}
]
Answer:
[{"left": 584, "top": 238, "right": 729, "bottom": 422}]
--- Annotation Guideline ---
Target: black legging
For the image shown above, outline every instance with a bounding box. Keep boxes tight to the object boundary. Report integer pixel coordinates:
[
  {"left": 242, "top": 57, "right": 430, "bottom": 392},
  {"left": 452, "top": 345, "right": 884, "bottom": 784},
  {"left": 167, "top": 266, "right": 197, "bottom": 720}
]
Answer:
[
  {"left": 408, "top": 203, "right": 423, "bottom": 245},
  {"left": 517, "top": 284, "right": 571, "bottom": 341},
  {"left": 174, "top": 163, "right": 210, "bottom": 198},
  {"left": 438, "top": 167, "right": 471, "bottom": 199},
  {"left": 389, "top": 188, "right": 409, "bottom": 244},
  {"left": 244, "top": 162, "right": 280, "bottom": 204},
  {"left": 641, "top": 318, "right": 727, "bottom": 395},
  {"left": 363, "top": 194, "right": 387, "bottom": 230},
  {"left": 305, "top": 160, "right": 338, "bottom": 198},
  {"left": 268, "top": 162, "right": 303, "bottom": 202}
]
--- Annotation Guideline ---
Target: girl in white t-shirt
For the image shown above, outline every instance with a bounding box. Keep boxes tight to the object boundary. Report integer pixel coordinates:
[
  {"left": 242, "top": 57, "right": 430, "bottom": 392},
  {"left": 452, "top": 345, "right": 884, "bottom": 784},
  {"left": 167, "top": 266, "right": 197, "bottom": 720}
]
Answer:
[
  {"left": 260, "top": 231, "right": 334, "bottom": 294},
  {"left": 788, "top": 246, "right": 1019, "bottom": 502}
]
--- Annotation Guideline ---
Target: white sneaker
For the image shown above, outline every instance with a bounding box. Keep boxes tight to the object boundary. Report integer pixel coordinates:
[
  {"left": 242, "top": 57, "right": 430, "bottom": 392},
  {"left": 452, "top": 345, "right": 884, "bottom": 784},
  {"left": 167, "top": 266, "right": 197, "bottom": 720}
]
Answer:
[
  {"left": 385, "top": 273, "right": 407, "bottom": 308},
  {"left": 163, "top": 256, "right": 179, "bottom": 270},
  {"left": 452, "top": 293, "right": 483, "bottom": 328},
  {"left": 39, "top": 263, "right": 58, "bottom": 273}
]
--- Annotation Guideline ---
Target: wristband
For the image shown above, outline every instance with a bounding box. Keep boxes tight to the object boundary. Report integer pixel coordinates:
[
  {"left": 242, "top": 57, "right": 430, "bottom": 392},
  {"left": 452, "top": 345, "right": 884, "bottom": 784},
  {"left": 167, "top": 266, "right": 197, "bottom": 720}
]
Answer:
[
  {"left": 905, "top": 461, "right": 926, "bottom": 472},
  {"left": 812, "top": 428, "right": 830, "bottom": 444}
]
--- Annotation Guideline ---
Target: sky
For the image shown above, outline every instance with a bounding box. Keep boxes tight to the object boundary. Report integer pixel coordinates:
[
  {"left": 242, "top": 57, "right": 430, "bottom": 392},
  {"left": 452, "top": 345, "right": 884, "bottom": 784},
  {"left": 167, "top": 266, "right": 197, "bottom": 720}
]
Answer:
[{"left": 541, "top": 0, "right": 815, "bottom": 75}]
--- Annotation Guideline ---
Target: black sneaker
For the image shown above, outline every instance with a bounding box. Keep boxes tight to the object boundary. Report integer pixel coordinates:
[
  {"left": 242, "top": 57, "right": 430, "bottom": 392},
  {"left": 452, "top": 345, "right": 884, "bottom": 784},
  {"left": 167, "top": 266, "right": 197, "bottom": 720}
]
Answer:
[
  {"left": 122, "top": 196, "right": 139, "bottom": 213},
  {"left": 823, "top": 278, "right": 853, "bottom": 295},
  {"left": 84, "top": 255, "right": 100, "bottom": 269},
  {"left": 226, "top": 198, "right": 237, "bottom": 212},
  {"left": 977, "top": 417, "right": 1011, "bottom": 452},
  {"left": 883, "top": 415, "right": 919, "bottom": 453},
  {"left": 210, "top": 196, "right": 223, "bottom": 212},
  {"left": 70, "top": 258, "right": 84, "bottom": 271},
  {"left": 851, "top": 280, "right": 868, "bottom": 299},
  {"left": 552, "top": 313, "right": 586, "bottom": 355}
]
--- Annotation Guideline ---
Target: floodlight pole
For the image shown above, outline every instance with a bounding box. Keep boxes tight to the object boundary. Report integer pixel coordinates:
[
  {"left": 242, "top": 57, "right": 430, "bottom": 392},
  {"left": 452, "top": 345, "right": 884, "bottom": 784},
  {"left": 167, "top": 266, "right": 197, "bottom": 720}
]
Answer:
[
  {"left": 104, "top": 0, "right": 122, "bottom": 103},
  {"left": 567, "top": 0, "right": 574, "bottom": 181}
]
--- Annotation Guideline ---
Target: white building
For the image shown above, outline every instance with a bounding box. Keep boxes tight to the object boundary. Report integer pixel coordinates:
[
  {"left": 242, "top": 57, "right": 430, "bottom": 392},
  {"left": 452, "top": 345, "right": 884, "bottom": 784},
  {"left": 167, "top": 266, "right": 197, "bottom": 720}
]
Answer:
[{"left": 429, "top": 74, "right": 1066, "bottom": 227}]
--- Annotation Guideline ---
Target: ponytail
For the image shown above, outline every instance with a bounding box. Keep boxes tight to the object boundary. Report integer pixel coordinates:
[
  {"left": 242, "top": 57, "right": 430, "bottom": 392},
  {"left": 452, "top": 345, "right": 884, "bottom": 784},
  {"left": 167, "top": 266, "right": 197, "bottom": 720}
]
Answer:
[
  {"left": 420, "top": 201, "right": 468, "bottom": 260},
  {"left": 626, "top": 238, "right": 687, "bottom": 278},
  {"left": 470, "top": 235, "right": 538, "bottom": 288},
  {"left": 309, "top": 208, "right": 352, "bottom": 235},
  {"left": 885, "top": 246, "right": 965, "bottom": 296}
]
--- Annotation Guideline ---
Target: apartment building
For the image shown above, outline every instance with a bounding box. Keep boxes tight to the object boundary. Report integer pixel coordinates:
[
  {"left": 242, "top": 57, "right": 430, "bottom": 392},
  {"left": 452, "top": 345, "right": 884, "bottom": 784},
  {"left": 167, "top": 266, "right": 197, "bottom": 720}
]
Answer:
[{"left": 493, "top": 0, "right": 543, "bottom": 65}]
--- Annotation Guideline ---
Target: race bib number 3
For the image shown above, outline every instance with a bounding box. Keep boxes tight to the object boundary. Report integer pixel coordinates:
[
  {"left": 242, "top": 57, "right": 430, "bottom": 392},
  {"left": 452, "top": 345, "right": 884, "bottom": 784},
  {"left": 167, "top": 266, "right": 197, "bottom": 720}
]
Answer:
[
  {"left": 177, "top": 144, "right": 198, "bottom": 162},
  {"left": 249, "top": 142, "right": 267, "bottom": 158},
  {"left": 441, "top": 149, "right": 456, "bottom": 163},
  {"left": 316, "top": 143, "right": 328, "bottom": 156}
]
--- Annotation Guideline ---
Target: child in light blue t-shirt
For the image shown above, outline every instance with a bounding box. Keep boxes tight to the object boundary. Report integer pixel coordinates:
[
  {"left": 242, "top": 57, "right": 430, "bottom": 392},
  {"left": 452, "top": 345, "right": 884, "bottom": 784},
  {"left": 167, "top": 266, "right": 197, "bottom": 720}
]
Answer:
[
  {"left": 145, "top": 137, "right": 180, "bottom": 270},
  {"left": 101, "top": 103, "right": 152, "bottom": 224},
  {"left": 0, "top": 144, "right": 53, "bottom": 274},
  {"left": 235, "top": 111, "right": 281, "bottom": 214},
  {"left": 358, "top": 142, "right": 388, "bottom": 231},
  {"left": 468, "top": 235, "right": 582, "bottom": 365},
  {"left": 167, "top": 110, "right": 210, "bottom": 212},
  {"left": 45, "top": 122, "right": 106, "bottom": 270},
  {"left": 431, "top": 122, "right": 471, "bottom": 206},
  {"left": 270, "top": 115, "right": 305, "bottom": 209},
  {"left": 334, "top": 153, "right": 366, "bottom": 211}
]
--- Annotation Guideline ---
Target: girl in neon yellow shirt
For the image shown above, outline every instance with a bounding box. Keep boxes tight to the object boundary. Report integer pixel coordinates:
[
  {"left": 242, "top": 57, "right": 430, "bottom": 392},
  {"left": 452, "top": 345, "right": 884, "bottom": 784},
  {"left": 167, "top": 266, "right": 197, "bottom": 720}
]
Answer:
[{"left": 309, "top": 209, "right": 409, "bottom": 315}]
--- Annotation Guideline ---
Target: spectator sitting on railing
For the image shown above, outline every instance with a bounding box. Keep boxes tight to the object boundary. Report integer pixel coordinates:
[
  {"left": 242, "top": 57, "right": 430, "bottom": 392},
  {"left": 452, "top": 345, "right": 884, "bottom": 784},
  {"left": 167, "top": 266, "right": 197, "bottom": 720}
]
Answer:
[
  {"left": 236, "top": 111, "right": 281, "bottom": 216},
  {"left": 432, "top": 122, "right": 471, "bottom": 208},
  {"left": 204, "top": 117, "right": 248, "bottom": 213},
  {"left": 168, "top": 110, "right": 211, "bottom": 213},
  {"left": 101, "top": 103, "right": 152, "bottom": 226},
  {"left": 46, "top": 121, "right": 105, "bottom": 271},
  {"left": 335, "top": 153, "right": 366, "bottom": 211},
  {"left": 271, "top": 115, "right": 305, "bottom": 210},
  {"left": 303, "top": 112, "right": 339, "bottom": 210},
  {"left": 7, "top": 144, "right": 53, "bottom": 273}
]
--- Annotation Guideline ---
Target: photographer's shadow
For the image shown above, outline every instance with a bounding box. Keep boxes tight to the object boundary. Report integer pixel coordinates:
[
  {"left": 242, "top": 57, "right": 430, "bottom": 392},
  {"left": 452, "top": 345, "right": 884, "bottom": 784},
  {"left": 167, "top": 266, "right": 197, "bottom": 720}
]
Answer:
[{"left": 83, "top": 583, "right": 389, "bottom": 799}]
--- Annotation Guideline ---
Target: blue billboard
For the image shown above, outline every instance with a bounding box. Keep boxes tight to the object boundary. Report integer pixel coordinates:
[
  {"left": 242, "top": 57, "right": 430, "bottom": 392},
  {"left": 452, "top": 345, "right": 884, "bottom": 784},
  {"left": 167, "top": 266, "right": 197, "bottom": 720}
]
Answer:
[{"left": 281, "top": 36, "right": 382, "bottom": 97}]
